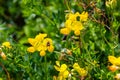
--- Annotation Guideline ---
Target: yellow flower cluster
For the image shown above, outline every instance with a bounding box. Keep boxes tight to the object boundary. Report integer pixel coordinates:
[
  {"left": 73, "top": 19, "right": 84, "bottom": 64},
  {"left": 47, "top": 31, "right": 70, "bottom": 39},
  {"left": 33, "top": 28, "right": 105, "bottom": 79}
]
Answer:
[
  {"left": 54, "top": 61, "right": 69, "bottom": 80},
  {"left": 108, "top": 56, "right": 120, "bottom": 72},
  {"left": 27, "top": 33, "right": 54, "bottom": 56},
  {"left": 60, "top": 11, "right": 88, "bottom": 36},
  {"left": 2, "top": 41, "right": 12, "bottom": 48},
  {"left": 54, "top": 61, "right": 87, "bottom": 79},
  {"left": 73, "top": 63, "right": 87, "bottom": 76}
]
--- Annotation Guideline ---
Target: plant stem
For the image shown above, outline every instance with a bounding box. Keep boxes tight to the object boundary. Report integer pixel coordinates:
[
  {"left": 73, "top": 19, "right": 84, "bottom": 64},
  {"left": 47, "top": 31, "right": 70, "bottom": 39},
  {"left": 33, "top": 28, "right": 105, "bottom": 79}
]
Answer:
[
  {"left": 44, "top": 56, "right": 48, "bottom": 80},
  {"left": 0, "top": 62, "right": 10, "bottom": 80},
  {"left": 65, "top": 0, "right": 71, "bottom": 12},
  {"left": 79, "top": 36, "right": 82, "bottom": 54}
]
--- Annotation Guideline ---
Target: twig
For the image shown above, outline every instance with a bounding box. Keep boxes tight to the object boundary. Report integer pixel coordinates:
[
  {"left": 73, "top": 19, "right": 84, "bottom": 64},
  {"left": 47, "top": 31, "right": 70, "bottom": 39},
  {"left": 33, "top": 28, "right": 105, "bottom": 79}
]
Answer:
[{"left": 0, "top": 62, "right": 10, "bottom": 80}]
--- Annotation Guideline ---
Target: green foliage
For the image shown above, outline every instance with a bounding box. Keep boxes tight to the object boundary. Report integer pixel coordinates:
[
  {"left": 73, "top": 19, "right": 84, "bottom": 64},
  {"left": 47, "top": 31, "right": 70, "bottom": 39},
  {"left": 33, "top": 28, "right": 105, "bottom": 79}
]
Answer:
[{"left": 0, "top": 0, "right": 120, "bottom": 80}]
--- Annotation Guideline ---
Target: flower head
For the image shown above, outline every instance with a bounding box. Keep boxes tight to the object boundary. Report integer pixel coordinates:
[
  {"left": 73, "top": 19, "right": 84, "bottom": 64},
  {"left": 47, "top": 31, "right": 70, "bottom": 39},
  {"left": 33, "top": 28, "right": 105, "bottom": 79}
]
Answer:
[
  {"left": 27, "top": 47, "right": 35, "bottom": 53},
  {"left": 108, "top": 56, "right": 120, "bottom": 66},
  {"left": 60, "top": 11, "right": 88, "bottom": 36},
  {"left": 60, "top": 28, "right": 71, "bottom": 35},
  {"left": 43, "top": 38, "right": 54, "bottom": 52},
  {"left": 54, "top": 61, "right": 69, "bottom": 80},
  {"left": 79, "top": 11, "right": 88, "bottom": 22},
  {"left": 2, "top": 41, "right": 11, "bottom": 48},
  {"left": 40, "top": 50, "right": 46, "bottom": 56},
  {"left": 27, "top": 33, "right": 54, "bottom": 56},
  {"left": 73, "top": 63, "right": 87, "bottom": 76}
]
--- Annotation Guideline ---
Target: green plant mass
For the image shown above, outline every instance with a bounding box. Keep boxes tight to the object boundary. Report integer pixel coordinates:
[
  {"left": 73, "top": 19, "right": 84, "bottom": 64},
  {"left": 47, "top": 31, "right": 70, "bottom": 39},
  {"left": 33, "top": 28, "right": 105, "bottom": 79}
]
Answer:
[{"left": 1, "top": 0, "right": 120, "bottom": 80}]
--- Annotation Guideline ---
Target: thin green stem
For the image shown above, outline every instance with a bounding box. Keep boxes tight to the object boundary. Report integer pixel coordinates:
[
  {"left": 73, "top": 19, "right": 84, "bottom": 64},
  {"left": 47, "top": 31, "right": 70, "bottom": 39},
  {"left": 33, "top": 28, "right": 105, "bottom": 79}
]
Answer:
[
  {"left": 41, "top": 14, "right": 55, "bottom": 25},
  {"left": 65, "top": 0, "right": 71, "bottom": 12},
  {"left": 81, "top": 36, "right": 92, "bottom": 61},
  {"left": 44, "top": 56, "right": 48, "bottom": 80},
  {"left": 66, "top": 35, "right": 69, "bottom": 48},
  {"left": 79, "top": 36, "right": 81, "bottom": 54}
]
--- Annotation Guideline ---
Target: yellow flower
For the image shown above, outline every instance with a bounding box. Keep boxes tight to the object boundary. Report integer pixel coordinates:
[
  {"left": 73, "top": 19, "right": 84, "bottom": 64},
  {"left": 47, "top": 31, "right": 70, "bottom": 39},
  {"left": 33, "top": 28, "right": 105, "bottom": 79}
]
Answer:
[
  {"left": 54, "top": 61, "right": 69, "bottom": 79},
  {"left": 108, "top": 56, "right": 117, "bottom": 64},
  {"left": 60, "top": 11, "right": 88, "bottom": 36},
  {"left": 71, "top": 21, "right": 83, "bottom": 31},
  {"left": 27, "top": 47, "right": 35, "bottom": 53},
  {"left": 73, "top": 63, "right": 81, "bottom": 70},
  {"left": 59, "top": 64, "right": 67, "bottom": 72},
  {"left": 29, "top": 33, "right": 47, "bottom": 50},
  {"left": 74, "top": 30, "right": 80, "bottom": 35},
  {"left": 48, "top": 45, "right": 54, "bottom": 52},
  {"left": 79, "top": 11, "right": 88, "bottom": 22},
  {"left": 60, "top": 28, "right": 71, "bottom": 35},
  {"left": 35, "top": 33, "right": 47, "bottom": 41},
  {"left": 73, "top": 63, "right": 87, "bottom": 76},
  {"left": 40, "top": 50, "right": 46, "bottom": 56},
  {"left": 66, "top": 13, "right": 76, "bottom": 21},
  {"left": 108, "top": 56, "right": 120, "bottom": 65},
  {"left": 59, "top": 70, "right": 69, "bottom": 79},
  {"left": 27, "top": 33, "right": 54, "bottom": 56},
  {"left": 78, "top": 68, "right": 87, "bottom": 76},
  {"left": 56, "top": 61, "right": 60, "bottom": 67},
  {"left": 65, "top": 20, "right": 72, "bottom": 28},
  {"left": 28, "top": 38, "right": 36, "bottom": 46},
  {"left": 2, "top": 41, "right": 11, "bottom": 48},
  {"left": 54, "top": 63, "right": 67, "bottom": 72},
  {"left": 37, "top": 44, "right": 47, "bottom": 51},
  {"left": 43, "top": 38, "right": 54, "bottom": 52},
  {"left": 43, "top": 38, "right": 52, "bottom": 46}
]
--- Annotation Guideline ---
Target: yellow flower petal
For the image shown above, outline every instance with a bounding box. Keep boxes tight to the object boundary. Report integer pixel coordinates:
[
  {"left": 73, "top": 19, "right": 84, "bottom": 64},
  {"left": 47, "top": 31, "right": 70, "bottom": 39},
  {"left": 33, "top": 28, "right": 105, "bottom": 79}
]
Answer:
[
  {"left": 40, "top": 50, "right": 46, "bottom": 56},
  {"left": 108, "top": 56, "right": 117, "bottom": 65},
  {"left": 27, "top": 47, "right": 35, "bottom": 53},
  {"left": 35, "top": 33, "right": 47, "bottom": 41},
  {"left": 73, "top": 63, "right": 87, "bottom": 76},
  {"left": 60, "top": 28, "right": 71, "bottom": 35},
  {"left": 59, "top": 64, "right": 67, "bottom": 72},
  {"left": 79, "top": 68, "right": 87, "bottom": 76},
  {"left": 54, "top": 65, "right": 60, "bottom": 71},
  {"left": 80, "top": 11, "right": 88, "bottom": 22},
  {"left": 28, "top": 38, "right": 36, "bottom": 46},
  {"left": 73, "top": 63, "right": 81, "bottom": 70},
  {"left": 74, "top": 30, "right": 80, "bottom": 36},
  {"left": 48, "top": 45, "right": 54, "bottom": 52},
  {"left": 63, "top": 70, "right": 69, "bottom": 78},
  {"left": 43, "top": 38, "right": 53, "bottom": 46},
  {"left": 37, "top": 45, "right": 47, "bottom": 51},
  {"left": 56, "top": 61, "right": 60, "bottom": 67}
]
